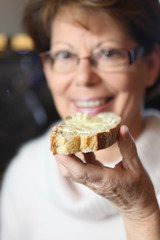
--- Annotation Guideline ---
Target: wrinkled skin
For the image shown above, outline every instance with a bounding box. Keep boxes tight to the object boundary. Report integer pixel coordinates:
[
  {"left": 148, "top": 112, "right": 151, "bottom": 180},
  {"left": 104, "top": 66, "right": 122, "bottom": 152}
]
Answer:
[
  {"left": 55, "top": 126, "right": 158, "bottom": 219},
  {"left": 55, "top": 126, "right": 160, "bottom": 239}
]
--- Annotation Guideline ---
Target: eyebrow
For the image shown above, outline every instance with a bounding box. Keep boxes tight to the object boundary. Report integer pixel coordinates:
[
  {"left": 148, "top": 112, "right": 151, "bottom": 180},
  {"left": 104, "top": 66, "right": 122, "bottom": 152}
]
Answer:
[
  {"left": 96, "top": 38, "right": 126, "bottom": 47},
  {"left": 51, "top": 41, "right": 74, "bottom": 50},
  {"left": 51, "top": 38, "right": 126, "bottom": 51}
]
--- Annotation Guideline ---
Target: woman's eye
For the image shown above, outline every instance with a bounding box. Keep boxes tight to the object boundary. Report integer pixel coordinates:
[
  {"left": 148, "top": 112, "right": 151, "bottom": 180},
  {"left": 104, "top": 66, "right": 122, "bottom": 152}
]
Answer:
[
  {"left": 102, "top": 50, "right": 111, "bottom": 57},
  {"left": 55, "top": 51, "right": 72, "bottom": 59},
  {"left": 101, "top": 49, "right": 123, "bottom": 58}
]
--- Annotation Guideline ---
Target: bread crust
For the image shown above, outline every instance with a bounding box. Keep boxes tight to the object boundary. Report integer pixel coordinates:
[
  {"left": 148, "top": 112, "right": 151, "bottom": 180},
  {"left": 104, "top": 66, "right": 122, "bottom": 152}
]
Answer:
[{"left": 50, "top": 112, "right": 121, "bottom": 155}]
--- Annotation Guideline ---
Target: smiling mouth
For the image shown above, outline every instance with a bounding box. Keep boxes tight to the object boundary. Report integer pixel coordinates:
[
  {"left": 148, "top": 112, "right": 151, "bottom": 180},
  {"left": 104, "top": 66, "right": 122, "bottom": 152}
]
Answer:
[{"left": 75, "top": 97, "right": 114, "bottom": 108}]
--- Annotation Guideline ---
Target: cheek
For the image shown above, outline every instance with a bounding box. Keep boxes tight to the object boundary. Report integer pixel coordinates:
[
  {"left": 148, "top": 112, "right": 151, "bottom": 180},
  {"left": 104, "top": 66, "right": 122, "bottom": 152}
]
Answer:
[
  {"left": 46, "top": 72, "right": 72, "bottom": 100},
  {"left": 106, "top": 69, "right": 145, "bottom": 94},
  {"left": 46, "top": 73, "right": 73, "bottom": 118},
  {"left": 105, "top": 71, "right": 145, "bottom": 115},
  {"left": 110, "top": 73, "right": 135, "bottom": 91}
]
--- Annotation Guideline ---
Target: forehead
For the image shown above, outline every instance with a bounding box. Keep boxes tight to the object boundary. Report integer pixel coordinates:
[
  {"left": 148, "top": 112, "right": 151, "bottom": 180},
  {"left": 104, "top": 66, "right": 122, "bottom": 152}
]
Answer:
[
  {"left": 54, "top": 6, "right": 122, "bottom": 34},
  {"left": 50, "top": 5, "right": 135, "bottom": 49}
]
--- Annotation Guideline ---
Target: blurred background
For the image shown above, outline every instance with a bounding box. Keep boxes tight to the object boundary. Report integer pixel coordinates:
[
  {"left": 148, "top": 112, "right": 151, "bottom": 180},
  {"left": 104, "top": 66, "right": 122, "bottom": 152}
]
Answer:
[
  {"left": 0, "top": 0, "right": 60, "bottom": 181},
  {"left": 0, "top": 0, "right": 160, "bottom": 181}
]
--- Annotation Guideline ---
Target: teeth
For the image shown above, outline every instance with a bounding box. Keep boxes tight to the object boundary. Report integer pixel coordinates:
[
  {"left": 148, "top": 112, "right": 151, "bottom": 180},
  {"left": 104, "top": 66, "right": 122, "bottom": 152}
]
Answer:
[{"left": 76, "top": 99, "right": 106, "bottom": 108}]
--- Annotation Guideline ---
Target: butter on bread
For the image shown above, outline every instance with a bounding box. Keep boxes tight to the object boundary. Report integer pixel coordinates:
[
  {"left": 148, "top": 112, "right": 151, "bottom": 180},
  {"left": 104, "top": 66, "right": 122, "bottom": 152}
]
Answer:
[{"left": 50, "top": 112, "right": 121, "bottom": 155}]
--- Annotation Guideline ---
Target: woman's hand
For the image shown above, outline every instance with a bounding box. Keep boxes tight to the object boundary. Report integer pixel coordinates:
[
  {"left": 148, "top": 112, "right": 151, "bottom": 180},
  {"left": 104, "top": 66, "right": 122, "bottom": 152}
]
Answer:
[{"left": 55, "top": 125, "right": 160, "bottom": 239}]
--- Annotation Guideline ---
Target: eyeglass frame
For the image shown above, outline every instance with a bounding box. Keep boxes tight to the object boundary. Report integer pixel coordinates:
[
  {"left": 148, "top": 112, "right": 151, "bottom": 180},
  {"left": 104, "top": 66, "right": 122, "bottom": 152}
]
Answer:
[{"left": 39, "top": 46, "right": 144, "bottom": 73}]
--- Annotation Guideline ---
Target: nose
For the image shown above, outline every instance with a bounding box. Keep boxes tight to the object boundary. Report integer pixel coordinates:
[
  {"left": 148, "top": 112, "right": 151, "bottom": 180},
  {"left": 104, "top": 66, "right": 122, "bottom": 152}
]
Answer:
[{"left": 74, "top": 59, "right": 101, "bottom": 87}]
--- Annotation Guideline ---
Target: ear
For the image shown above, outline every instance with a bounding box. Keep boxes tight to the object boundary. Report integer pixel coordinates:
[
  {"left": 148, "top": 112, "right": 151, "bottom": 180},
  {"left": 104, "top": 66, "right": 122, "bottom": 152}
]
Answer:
[{"left": 145, "top": 44, "right": 160, "bottom": 87}]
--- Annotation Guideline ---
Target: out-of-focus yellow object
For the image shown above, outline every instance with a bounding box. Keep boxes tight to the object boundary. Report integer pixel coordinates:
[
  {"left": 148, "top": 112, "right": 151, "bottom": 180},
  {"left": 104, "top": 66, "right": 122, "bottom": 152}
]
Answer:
[
  {"left": 10, "top": 33, "right": 34, "bottom": 51},
  {"left": 0, "top": 33, "right": 8, "bottom": 51}
]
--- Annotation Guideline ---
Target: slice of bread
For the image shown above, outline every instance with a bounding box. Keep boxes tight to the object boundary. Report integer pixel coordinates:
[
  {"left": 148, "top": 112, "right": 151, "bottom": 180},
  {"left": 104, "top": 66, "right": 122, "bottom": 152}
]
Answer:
[{"left": 50, "top": 112, "right": 121, "bottom": 155}]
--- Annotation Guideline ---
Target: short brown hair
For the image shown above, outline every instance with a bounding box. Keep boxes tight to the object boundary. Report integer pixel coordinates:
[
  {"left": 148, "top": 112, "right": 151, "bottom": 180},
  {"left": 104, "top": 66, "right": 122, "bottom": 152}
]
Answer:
[{"left": 23, "top": 0, "right": 160, "bottom": 52}]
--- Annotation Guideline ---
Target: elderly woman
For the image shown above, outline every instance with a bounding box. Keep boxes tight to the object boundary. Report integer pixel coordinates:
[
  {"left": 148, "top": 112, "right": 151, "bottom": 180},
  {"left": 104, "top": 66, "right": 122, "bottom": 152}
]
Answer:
[{"left": 1, "top": 0, "right": 160, "bottom": 239}]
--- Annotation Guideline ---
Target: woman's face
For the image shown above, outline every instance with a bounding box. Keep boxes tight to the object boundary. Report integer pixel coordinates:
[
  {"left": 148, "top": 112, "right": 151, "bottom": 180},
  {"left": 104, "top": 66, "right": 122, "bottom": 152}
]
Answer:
[{"left": 44, "top": 7, "right": 157, "bottom": 137}]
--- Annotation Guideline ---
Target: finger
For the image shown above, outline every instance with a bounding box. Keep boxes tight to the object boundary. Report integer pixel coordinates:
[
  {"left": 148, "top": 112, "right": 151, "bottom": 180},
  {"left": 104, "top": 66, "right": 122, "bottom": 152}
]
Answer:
[
  {"left": 55, "top": 154, "right": 86, "bottom": 179},
  {"left": 118, "top": 125, "right": 142, "bottom": 170},
  {"left": 83, "top": 152, "right": 103, "bottom": 166},
  {"left": 55, "top": 154, "right": 105, "bottom": 185},
  {"left": 56, "top": 161, "right": 69, "bottom": 176}
]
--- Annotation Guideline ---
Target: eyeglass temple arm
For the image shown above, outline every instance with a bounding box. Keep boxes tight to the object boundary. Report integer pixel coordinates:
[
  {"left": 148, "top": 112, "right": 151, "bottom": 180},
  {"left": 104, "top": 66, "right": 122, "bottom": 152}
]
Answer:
[{"left": 129, "top": 47, "right": 144, "bottom": 64}]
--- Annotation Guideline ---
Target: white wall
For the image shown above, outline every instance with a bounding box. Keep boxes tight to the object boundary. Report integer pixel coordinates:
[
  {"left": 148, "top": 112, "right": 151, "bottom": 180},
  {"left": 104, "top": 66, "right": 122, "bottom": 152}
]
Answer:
[{"left": 0, "top": 0, "right": 28, "bottom": 36}]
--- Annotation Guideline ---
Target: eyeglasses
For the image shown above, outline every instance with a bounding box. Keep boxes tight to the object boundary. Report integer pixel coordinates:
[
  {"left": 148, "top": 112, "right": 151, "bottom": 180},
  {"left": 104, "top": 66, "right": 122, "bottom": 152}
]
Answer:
[{"left": 40, "top": 46, "right": 144, "bottom": 74}]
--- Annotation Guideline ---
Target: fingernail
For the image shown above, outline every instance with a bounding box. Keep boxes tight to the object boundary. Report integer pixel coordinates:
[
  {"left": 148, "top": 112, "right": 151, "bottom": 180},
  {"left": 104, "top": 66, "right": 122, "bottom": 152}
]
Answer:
[{"left": 121, "top": 125, "right": 129, "bottom": 136}]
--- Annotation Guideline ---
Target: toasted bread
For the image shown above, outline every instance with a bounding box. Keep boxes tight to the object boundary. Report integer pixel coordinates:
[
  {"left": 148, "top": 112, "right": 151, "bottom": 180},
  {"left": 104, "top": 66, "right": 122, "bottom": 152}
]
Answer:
[{"left": 50, "top": 112, "right": 121, "bottom": 155}]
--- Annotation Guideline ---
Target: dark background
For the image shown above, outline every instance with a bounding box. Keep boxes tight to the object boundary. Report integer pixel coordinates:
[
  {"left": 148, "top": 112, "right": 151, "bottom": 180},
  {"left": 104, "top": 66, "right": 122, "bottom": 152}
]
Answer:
[{"left": 0, "top": 50, "right": 60, "bottom": 180}]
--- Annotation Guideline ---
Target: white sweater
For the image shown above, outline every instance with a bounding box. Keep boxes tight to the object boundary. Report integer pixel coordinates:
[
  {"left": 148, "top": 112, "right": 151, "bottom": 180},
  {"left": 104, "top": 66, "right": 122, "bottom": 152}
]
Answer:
[{"left": 1, "top": 111, "right": 160, "bottom": 240}]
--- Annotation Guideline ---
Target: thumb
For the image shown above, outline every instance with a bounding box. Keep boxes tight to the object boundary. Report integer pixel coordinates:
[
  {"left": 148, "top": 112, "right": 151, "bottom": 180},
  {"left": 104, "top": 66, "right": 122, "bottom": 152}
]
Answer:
[{"left": 118, "top": 125, "right": 141, "bottom": 170}]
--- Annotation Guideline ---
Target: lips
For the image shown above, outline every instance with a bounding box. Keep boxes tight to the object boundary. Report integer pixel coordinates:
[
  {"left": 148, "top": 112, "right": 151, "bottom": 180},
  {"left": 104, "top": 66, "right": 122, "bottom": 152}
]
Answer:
[{"left": 72, "top": 96, "right": 114, "bottom": 115}]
